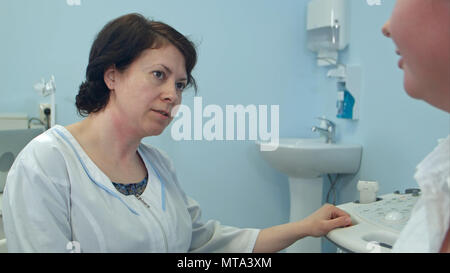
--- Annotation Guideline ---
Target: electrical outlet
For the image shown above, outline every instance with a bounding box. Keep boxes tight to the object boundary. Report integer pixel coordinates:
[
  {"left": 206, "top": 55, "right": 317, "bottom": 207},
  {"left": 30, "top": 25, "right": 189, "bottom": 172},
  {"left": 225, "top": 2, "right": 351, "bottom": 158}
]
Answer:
[{"left": 39, "top": 103, "right": 51, "bottom": 126}]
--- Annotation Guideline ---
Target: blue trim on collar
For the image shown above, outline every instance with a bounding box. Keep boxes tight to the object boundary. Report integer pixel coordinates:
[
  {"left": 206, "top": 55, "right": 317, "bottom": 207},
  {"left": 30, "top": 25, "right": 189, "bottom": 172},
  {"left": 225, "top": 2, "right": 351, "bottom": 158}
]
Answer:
[
  {"left": 54, "top": 128, "right": 140, "bottom": 216},
  {"left": 138, "top": 145, "right": 166, "bottom": 212}
]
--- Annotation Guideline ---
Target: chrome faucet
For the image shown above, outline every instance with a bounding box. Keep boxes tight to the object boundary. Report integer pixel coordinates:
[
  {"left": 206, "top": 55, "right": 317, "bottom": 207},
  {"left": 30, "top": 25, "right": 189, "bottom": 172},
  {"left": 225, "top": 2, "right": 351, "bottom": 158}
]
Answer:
[{"left": 311, "top": 117, "right": 336, "bottom": 144}]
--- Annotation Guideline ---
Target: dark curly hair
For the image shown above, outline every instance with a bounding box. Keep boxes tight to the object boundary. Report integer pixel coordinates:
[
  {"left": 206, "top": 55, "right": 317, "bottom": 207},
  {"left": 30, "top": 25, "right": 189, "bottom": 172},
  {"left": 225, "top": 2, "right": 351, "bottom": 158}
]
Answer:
[{"left": 75, "top": 13, "right": 197, "bottom": 117}]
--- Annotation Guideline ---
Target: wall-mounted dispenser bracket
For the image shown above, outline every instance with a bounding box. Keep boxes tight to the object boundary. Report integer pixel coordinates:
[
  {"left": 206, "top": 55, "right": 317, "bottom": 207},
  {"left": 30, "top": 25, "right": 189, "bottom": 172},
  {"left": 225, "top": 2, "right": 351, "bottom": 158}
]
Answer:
[
  {"left": 327, "top": 65, "right": 362, "bottom": 120},
  {"left": 327, "top": 64, "right": 346, "bottom": 80}
]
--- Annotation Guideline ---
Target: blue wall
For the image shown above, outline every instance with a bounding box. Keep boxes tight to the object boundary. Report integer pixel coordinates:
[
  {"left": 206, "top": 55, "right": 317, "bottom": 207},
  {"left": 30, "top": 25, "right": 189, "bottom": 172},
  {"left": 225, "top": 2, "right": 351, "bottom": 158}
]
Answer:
[{"left": 1, "top": 0, "right": 448, "bottom": 253}]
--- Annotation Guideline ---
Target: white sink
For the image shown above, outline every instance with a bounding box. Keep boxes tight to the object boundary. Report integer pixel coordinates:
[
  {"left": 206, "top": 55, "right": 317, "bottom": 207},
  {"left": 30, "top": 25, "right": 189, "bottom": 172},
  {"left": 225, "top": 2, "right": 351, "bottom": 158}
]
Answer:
[
  {"left": 257, "top": 138, "right": 362, "bottom": 179},
  {"left": 256, "top": 138, "right": 362, "bottom": 253}
]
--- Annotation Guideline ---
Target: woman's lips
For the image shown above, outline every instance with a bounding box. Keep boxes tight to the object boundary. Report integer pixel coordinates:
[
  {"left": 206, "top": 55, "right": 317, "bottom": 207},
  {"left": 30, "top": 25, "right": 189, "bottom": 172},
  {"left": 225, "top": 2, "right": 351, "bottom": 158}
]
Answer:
[
  {"left": 396, "top": 50, "right": 403, "bottom": 69},
  {"left": 151, "top": 109, "right": 169, "bottom": 119}
]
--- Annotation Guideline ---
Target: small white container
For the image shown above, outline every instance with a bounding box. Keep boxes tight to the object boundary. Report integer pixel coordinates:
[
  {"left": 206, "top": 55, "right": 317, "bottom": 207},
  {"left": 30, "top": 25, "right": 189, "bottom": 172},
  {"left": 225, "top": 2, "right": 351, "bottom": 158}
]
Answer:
[{"left": 357, "top": 181, "right": 379, "bottom": 204}]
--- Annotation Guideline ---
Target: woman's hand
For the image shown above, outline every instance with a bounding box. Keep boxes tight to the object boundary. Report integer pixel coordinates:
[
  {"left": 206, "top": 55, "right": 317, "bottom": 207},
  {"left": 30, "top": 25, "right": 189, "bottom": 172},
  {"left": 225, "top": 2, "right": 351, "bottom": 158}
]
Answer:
[
  {"left": 302, "top": 203, "right": 352, "bottom": 238},
  {"left": 253, "top": 203, "right": 352, "bottom": 252}
]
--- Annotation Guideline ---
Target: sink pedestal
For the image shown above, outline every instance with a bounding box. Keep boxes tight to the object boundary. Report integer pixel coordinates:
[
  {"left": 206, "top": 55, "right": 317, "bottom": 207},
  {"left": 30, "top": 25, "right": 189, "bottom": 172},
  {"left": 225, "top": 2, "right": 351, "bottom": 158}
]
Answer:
[{"left": 285, "top": 177, "right": 323, "bottom": 253}]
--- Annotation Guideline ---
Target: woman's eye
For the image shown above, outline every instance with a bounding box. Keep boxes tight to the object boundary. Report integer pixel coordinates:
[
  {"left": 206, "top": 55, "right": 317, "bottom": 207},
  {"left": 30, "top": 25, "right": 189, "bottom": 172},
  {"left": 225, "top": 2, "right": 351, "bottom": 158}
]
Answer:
[
  {"left": 176, "top": 82, "right": 187, "bottom": 91},
  {"left": 152, "top": 71, "right": 164, "bottom": 80}
]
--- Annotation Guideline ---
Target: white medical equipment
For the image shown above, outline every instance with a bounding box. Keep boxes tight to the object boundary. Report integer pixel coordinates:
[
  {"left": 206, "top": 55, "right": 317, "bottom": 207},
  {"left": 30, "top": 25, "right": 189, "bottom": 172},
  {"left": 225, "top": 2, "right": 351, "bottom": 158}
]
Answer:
[
  {"left": 307, "top": 0, "right": 350, "bottom": 66},
  {"left": 33, "top": 75, "right": 56, "bottom": 128},
  {"left": 326, "top": 188, "right": 420, "bottom": 253},
  {"left": 0, "top": 114, "right": 28, "bottom": 130},
  {"left": 0, "top": 129, "right": 44, "bottom": 192}
]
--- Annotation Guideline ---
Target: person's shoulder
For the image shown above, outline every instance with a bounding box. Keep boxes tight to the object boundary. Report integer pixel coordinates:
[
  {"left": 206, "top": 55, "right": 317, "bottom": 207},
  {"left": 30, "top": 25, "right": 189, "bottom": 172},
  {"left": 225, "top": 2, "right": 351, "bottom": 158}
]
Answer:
[
  {"left": 415, "top": 134, "right": 450, "bottom": 181},
  {"left": 20, "top": 127, "right": 63, "bottom": 159},
  {"left": 13, "top": 126, "right": 71, "bottom": 175},
  {"left": 5, "top": 127, "right": 72, "bottom": 193}
]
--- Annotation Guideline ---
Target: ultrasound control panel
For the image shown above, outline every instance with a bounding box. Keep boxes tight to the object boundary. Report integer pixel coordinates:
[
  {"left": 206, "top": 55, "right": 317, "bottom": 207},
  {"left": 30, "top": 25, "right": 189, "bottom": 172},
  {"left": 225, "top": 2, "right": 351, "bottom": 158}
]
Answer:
[{"left": 326, "top": 189, "right": 420, "bottom": 253}]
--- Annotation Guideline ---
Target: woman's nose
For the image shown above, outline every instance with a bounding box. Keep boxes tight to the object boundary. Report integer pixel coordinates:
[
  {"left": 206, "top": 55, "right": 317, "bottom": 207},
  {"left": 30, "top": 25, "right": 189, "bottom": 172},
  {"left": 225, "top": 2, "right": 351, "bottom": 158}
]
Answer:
[
  {"left": 161, "top": 85, "right": 179, "bottom": 103},
  {"left": 382, "top": 20, "right": 391, "bottom": 38}
]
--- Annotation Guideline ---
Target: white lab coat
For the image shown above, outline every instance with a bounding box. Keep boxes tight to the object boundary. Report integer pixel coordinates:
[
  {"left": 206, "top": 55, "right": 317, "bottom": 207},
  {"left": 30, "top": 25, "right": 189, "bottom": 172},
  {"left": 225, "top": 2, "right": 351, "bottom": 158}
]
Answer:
[
  {"left": 393, "top": 135, "right": 450, "bottom": 252},
  {"left": 2, "top": 125, "right": 260, "bottom": 253}
]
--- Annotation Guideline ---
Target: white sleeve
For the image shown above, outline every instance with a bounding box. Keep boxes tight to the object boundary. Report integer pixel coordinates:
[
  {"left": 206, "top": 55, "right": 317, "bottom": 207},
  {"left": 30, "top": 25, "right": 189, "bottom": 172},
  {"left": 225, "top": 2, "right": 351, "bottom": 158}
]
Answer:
[
  {"left": 392, "top": 199, "right": 430, "bottom": 253},
  {"left": 187, "top": 196, "right": 260, "bottom": 253},
  {"left": 2, "top": 142, "right": 72, "bottom": 253}
]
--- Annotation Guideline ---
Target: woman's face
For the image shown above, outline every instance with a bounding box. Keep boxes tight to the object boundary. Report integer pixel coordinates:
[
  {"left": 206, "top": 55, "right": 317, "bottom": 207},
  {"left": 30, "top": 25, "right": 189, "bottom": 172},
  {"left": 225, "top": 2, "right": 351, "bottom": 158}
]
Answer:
[
  {"left": 382, "top": 0, "right": 450, "bottom": 112},
  {"left": 106, "top": 43, "right": 188, "bottom": 137}
]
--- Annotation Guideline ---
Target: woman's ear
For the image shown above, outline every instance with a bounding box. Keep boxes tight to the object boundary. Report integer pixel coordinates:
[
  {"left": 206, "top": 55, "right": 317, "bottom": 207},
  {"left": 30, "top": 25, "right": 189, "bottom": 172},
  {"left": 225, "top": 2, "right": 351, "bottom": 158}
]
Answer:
[{"left": 104, "top": 65, "right": 116, "bottom": 90}]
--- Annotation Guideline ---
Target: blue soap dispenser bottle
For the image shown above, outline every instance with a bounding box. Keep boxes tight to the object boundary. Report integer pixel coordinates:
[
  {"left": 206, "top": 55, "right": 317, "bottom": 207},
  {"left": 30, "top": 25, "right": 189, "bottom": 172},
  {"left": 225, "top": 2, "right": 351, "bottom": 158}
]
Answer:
[{"left": 336, "top": 81, "right": 355, "bottom": 119}]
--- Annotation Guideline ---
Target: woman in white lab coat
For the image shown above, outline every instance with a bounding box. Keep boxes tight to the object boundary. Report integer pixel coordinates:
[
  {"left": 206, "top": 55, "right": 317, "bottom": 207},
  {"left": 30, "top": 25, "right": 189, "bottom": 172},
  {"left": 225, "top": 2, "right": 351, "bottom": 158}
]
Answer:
[
  {"left": 382, "top": 0, "right": 450, "bottom": 252},
  {"left": 2, "top": 13, "right": 351, "bottom": 253}
]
